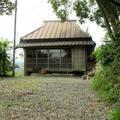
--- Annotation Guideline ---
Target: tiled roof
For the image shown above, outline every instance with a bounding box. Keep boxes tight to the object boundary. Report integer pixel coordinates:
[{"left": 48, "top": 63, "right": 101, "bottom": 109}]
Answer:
[
  {"left": 18, "top": 20, "right": 96, "bottom": 48},
  {"left": 21, "top": 20, "right": 90, "bottom": 40},
  {"left": 17, "top": 41, "right": 95, "bottom": 48}
]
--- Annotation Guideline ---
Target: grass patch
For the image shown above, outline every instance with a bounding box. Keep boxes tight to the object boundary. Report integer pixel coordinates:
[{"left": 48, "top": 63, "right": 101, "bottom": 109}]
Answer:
[
  {"left": 2, "top": 100, "right": 14, "bottom": 109},
  {"left": 0, "top": 77, "right": 42, "bottom": 112},
  {"left": 43, "top": 97, "right": 52, "bottom": 110},
  {"left": 0, "top": 77, "right": 41, "bottom": 96}
]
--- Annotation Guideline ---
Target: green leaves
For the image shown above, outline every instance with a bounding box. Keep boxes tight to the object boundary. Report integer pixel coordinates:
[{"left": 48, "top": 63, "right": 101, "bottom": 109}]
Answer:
[
  {"left": 0, "top": 39, "right": 12, "bottom": 76},
  {"left": 74, "top": 0, "right": 90, "bottom": 23},
  {"left": 61, "top": 0, "right": 68, "bottom": 5},
  {"left": 108, "top": 108, "right": 120, "bottom": 120},
  {"left": 56, "top": 9, "right": 67, "bottom": 21},
  {"left": 49, "top": 0, "right": 70, "bottom": 21},
  {"left": 0, "top": 0, "right": 15, "bottom": 15},
  {"left": 49, "top": 0, "right": 59, "bottom": 11},
  {"left": 49, "top": 0, "right": 120, "bottom": 41}
]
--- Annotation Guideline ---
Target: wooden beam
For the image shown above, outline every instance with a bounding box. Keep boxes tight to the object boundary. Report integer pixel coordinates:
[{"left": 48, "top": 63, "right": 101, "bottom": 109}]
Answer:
[
  {"left": 48, "top": 49, "right": 49, "bottom": 70},
  {"left": 60, "top": 49, "right": 62, "bottom": 71},
  {"left": 24, "top": 48, "right": 27, "bottom": 76}
]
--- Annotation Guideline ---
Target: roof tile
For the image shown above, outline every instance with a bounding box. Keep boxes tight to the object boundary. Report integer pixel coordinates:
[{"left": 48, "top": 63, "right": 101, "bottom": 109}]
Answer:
[{"left": 21, "top": 20, "right": 90, "bottom": 40}]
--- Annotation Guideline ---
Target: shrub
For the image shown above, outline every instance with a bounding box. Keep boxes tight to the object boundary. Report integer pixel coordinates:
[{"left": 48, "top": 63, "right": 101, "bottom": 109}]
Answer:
[
  {"left": 108, "top": 108, "right": 120, "bottom": 120},
  {"left": 92, "top": 66, "right": 119, "bottom": 103},
  {"left": 92, "top": 42, "right": 120, "bottom": 119},
  {"left": 0, "top": 40, "right": 12, "bottom": 76}
]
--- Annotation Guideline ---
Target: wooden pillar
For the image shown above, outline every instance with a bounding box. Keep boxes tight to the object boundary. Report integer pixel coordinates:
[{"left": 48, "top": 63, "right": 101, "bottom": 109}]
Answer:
[
  {"left": 36, "top": 50, "right": 38, "bottom": 66},
  {"left": 60, "top": 49, "right": 62, "bottom": 71},
  {"left": 71, "top": 48, "right": 73, "bottom": 71},
  {"left": 84, "top": 48, "right": 87, "bottom": 75},
  {"left": 24, "top": 48, "right": 27, "bottom": 76},
  {"left": 48, "top": 49, "right": 49, "bottom": 70}
]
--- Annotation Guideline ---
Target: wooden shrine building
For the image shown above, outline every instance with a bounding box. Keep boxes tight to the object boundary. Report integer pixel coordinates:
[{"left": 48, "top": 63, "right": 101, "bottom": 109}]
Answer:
[{"left": 18, "top": 20, "right": 96, "bottom": 75}]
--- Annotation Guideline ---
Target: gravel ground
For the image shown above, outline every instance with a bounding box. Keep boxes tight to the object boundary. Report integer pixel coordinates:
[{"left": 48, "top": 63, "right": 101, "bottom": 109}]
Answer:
[{"left": 0, "top": 75, "right": 109, "bottom": 120}]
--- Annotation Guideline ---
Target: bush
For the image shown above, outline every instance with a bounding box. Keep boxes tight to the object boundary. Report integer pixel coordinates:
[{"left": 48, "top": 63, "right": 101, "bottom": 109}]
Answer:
[
  {"left": 92, "top": 66, "right": 119, "bottom": 103},
  {"left": 0, "top": 40, "right": 12, "bottom": 76},
  {"left": 92, "top": 42, "right": 120, "bottom": 119},
  {"left": 108, "top": 108, "right": 120, "bottom": 120}
]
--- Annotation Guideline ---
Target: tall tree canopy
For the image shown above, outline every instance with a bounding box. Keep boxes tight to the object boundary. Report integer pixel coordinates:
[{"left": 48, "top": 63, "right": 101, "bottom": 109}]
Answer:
[
  {"left": 0, "top": 0, "right": 14, "bottom": 15},
  {"left": 49, "top": 0, "right": 120, "bottom": 41}
]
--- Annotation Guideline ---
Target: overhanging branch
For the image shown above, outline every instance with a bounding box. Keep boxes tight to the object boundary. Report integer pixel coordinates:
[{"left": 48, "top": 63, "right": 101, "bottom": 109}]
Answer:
[
  {"left": 96, "top": 0, "right": 115, "bottom": 41},
  {"left": 111, "top": 0, "right": 120, "bottom": 7}
]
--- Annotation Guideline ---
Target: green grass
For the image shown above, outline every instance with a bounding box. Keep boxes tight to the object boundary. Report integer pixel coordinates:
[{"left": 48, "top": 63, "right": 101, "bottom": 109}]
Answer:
[
  {"left": 0, "top": 77, "right": 41, "bottom": 96},
  {"left": 2, "top": 100, "right": 14, "bottom": 109},
  {"left": 108, "top": 108, "right": 120, "bottom": 120},
  {"left": 0, "top": 76, "right": 43, "bottom": 120}
]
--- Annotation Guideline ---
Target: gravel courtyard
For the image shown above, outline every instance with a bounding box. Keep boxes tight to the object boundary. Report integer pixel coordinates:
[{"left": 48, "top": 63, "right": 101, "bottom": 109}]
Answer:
[{"left": 0, "top": 75, "right": 109, "bottom": 120}]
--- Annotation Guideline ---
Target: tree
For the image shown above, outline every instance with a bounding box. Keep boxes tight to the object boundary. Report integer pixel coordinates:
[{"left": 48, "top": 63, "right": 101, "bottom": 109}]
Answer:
[
  {"left": 0, "top": 0, "right": 14, "bottom": 15},
  {"left": 49, "top": 0, "right": 120, "bottom": 41},
  {"left": 0, "top": 40, "right": 12, "bottom": 76}
]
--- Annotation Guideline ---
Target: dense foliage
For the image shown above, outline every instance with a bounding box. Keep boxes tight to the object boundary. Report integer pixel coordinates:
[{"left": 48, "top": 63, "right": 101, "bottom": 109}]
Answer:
[
  {"left": 0, "top": 40, "right": 12, "bottom": 76},
  {"left": 92, "top": 42, "right": 120, "bottom": 119},
  {"left": 92, "top": 42, "right": 120, "bottom": 100},
  {"left": 0, "top": 0, "right": 14, "bottom": 15}
]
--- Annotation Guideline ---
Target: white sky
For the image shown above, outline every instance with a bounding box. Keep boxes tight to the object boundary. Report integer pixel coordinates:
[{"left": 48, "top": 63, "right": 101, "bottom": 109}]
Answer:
[{"left": 0, "top": 0, "right": 105, "bottom": 47}]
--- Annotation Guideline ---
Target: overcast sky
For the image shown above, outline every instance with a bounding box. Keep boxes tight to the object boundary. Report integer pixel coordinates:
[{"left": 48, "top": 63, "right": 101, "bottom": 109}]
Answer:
[{"left": 0, "top": 0, "right": 105, "bottom": 46}]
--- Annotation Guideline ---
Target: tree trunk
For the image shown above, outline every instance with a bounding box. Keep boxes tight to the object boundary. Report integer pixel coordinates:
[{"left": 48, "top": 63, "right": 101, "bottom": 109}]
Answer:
[{"left": 96, "top": 0, "right": 119, "bottom": 40}]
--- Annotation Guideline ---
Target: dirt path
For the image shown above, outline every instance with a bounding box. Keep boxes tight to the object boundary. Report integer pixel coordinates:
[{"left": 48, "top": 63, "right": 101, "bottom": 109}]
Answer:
[{"left": 0, "top": 76, "right": 108, "bottom": 120}]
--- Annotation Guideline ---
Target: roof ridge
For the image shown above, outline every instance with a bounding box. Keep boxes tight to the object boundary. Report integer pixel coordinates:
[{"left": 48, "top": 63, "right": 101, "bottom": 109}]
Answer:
[{"left": 44, "top": 20, "right": 76, "bottom": 22}]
